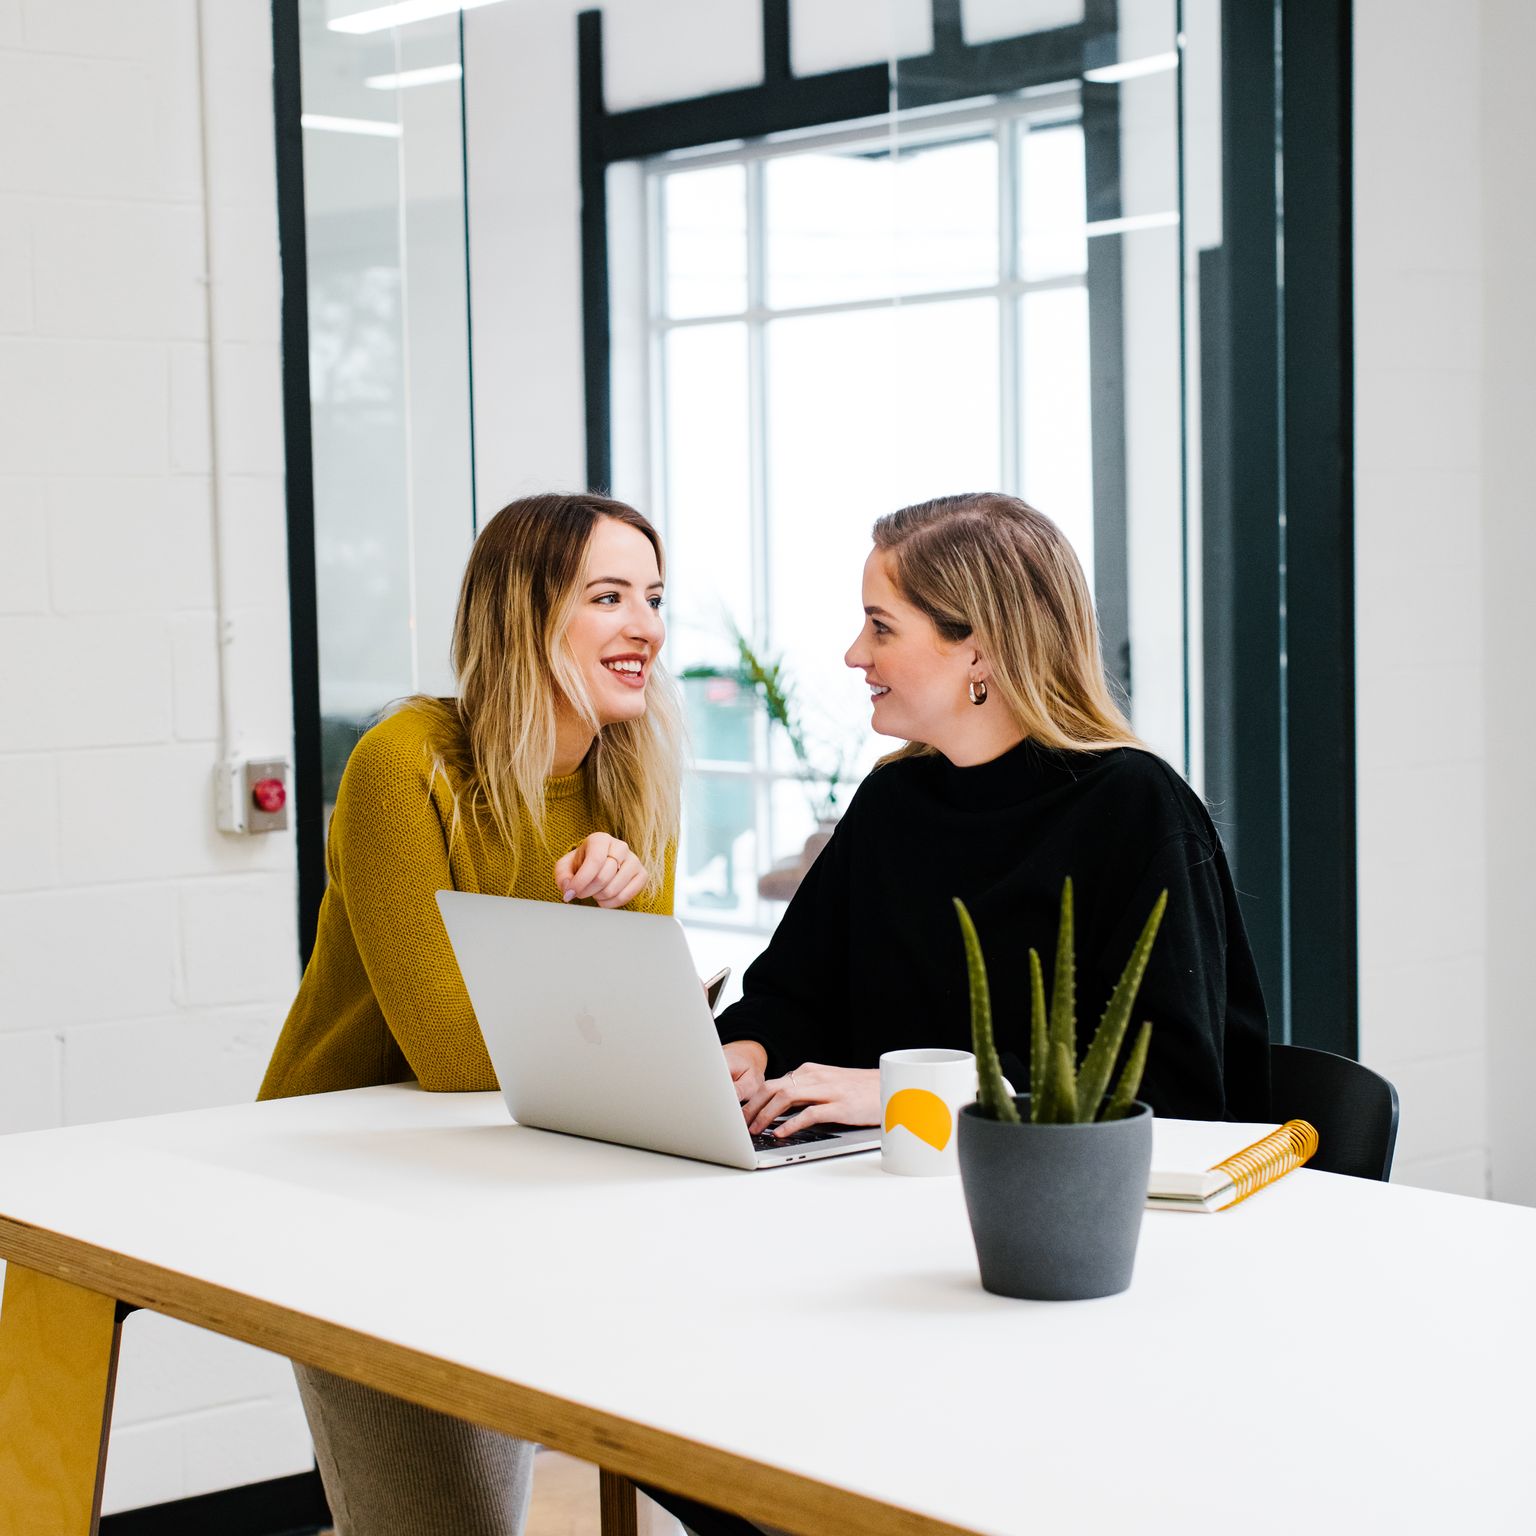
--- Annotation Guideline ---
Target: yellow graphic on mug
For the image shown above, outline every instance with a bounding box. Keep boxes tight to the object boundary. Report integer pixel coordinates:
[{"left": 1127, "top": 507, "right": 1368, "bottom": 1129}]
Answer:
[{"left": 883, "top": 1088, "right": 953, "bottom": 1152}]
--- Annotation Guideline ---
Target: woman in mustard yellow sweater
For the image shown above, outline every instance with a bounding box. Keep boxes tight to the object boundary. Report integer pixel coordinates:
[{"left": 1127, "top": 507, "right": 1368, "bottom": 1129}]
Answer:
[{"left": 259, "top": 491, "right": 682, "bottom": 1536}]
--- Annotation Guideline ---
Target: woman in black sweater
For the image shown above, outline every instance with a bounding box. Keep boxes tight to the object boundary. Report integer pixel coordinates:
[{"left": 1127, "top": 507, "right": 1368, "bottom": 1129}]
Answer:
[
  {"left": 649, "top": 493, "right": 1272, "bottom": 1536},
  {"left": 719, "top": 491, "right": 1270, "bottom": 1139}
]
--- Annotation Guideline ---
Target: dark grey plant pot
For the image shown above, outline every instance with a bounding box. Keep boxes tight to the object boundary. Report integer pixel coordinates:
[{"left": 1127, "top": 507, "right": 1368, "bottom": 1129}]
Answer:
[{"left": 957, "top": 1096, "right": 1153, "bottom": 1301}]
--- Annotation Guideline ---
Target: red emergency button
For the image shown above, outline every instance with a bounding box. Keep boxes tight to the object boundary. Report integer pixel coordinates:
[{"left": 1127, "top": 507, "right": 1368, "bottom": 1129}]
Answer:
[{"left": 251, "top": 777, "right": 286, "bottom": 814}]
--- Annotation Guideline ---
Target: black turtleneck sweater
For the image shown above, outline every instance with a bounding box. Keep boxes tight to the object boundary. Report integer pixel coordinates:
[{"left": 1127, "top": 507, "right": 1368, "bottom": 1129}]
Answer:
[{"left": 715, "top": 740, "right": 1271, "bottom": 1122}]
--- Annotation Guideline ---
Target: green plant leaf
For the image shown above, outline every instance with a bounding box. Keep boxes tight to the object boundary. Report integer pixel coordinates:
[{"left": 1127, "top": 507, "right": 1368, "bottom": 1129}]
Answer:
[
  {"left": 737, "top": 635, "right": 793, "bottom": 735},
  {"left": 1048, "top": 876, "right": 1077, "bottom": 1073},
  {"left": 1028, "top": 948, "right": 1047, "bottom": 1122},
  {"left": 1043, "top": 1039, "right": 1078, "bottom": 1123},
  {"left": 1102, "top": 1021, "right": 1152, "bottom": 1121},
  {"left": 954, "top": 899, "right": 1019, "bottom": 1123},
  {"left": 1075, "top": 890, "right": 1168, "bottom": 1121}
]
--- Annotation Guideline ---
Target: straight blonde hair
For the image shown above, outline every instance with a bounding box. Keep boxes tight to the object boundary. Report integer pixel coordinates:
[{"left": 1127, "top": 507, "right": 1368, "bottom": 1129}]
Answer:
[
  {"left": 871, "top": 492, "right": 1141, "bottom": 761},
  {"left": 407, "top": 493, "right": 682, "bottom": 897}
]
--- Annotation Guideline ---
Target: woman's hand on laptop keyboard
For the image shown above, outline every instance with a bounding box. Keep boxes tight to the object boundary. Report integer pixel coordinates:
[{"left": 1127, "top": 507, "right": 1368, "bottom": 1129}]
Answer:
[
  {"left": 723, "top": 1041, "right": 767, "bottom": 1108},
  {"left": 742, "top": 1063, "right": 880, "bottom": 1139}
]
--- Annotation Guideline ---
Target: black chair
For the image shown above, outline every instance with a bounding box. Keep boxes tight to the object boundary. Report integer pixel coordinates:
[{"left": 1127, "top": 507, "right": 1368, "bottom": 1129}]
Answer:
[{"left": 1269, "top": 1043, "right": 1400, "bottom": 1181}]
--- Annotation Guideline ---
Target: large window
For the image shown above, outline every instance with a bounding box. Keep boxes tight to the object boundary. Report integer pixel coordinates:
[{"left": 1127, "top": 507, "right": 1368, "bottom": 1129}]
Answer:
[{"left": 640, "top": 95, "right": 1102, "bottom": 930}]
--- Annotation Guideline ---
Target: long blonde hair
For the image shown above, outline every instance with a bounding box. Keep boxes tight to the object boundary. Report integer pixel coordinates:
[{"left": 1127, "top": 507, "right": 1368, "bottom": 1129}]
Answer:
[
  {"left": 871, "top": 492, "right": 1140, "bottom": 761},
  {"left": 408, "top": 492, "right": 682, "bottom": 895}
]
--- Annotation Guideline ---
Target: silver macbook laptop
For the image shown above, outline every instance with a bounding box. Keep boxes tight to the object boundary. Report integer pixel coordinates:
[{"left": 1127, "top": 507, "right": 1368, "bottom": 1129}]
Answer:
[{"left": 436, "top": 891, "right": 879, "bottom": 1170}]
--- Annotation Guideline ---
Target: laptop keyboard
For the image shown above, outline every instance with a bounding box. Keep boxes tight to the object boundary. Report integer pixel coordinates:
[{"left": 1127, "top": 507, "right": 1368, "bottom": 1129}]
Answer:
[
  {"left": 750, "top": 1120, "right": 861, "bottom": 1152},
  {"left": 752, "top": 1128, "right": 839, "bottom": 1151}
]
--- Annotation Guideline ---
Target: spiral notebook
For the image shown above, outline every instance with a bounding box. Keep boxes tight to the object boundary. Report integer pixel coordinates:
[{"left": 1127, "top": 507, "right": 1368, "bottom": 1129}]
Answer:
[{"left": 1148, "top": 1120, "right": 1320, "bottom": 1212}]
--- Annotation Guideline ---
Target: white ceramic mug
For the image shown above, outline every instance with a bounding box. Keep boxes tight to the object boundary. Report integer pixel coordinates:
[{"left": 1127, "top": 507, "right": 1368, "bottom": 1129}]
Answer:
[{"left": 879, "top": 1047, "right": 977, "bottom": 1176}]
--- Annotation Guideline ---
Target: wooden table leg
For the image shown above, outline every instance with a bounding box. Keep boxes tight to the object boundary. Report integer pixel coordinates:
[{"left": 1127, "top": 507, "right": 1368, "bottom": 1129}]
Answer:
[
  {"left": 0, "top": 1263, "right": 126, "bottom": 1536},
  {"left": 599, "top": 1469, "right": 641, "bottom": 1536}
]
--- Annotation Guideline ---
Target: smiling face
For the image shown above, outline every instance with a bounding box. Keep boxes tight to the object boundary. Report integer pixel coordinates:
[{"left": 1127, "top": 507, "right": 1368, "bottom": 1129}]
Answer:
[
  {"left": 844, "top": 548, "right": 978, "bottom": 749},
  {"left": 563, "top": 515, "right": 666, "bottom": 729}
]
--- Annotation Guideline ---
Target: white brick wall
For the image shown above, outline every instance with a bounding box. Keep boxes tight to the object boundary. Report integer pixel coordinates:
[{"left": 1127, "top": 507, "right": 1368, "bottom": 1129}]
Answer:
[
  {"left": 1481, "top": 0, "right": 1536, "bottom": 1207},
  {"left": 1354, "top": 0, "right": 1487, "bottom": 1196},
  {"left": 0, "top": 0, "right": 308, "bottom": 1514},
  {"left": 1354, "top": 0, "right": 1534, "bottom": 1203}
]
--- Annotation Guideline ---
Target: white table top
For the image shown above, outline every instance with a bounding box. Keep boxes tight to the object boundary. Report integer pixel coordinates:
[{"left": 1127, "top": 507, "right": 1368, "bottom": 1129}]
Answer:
[{"left": 1, "top": 1085, "right": 1532, "bottom": 1536}]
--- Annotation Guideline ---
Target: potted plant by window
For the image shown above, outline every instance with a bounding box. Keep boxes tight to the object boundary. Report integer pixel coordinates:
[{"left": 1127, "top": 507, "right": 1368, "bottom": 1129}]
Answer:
[
  {"left": 683, "top": 624, "right": 857, "bottom": 901},
  {"left": 953, "top": 879, "right": 1166, "bottom": 1300}
]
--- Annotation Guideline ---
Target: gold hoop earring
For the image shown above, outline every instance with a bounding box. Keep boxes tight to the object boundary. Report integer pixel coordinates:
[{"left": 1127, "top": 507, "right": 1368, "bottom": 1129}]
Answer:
[{"left": 968, "top": 679, "right": 988, "bottom": 706}]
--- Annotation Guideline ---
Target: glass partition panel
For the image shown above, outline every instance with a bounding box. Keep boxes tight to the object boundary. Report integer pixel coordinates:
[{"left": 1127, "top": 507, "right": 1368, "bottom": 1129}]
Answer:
[
  {"left": 279, "top": 0, "right": 1343, "bottom": 1047},
  {"left": 297, "top": 2, "right": 474, "bottom": 809},
  {"left": 766, "top": 294, "right": 1001, "bottom": 775},
  {"left": 764, "top": 133, "right": 998, "bottom": 309},
  {"left": 1019, "top": 121, "right": 1088, "bottom": 281},
  {"left": 651, "top": 119, "right": 1008, "bottom": 929},
  {"left": 1020, "top": 286, "right": 1094, "bottom": 569},
  {"left": 663, "top": 164, "right": 748, "bottom": 320},
  {"left": 632, "top": 0, "right": 1203, "bottom": 929},
  {"left": 289, "top": 0, "right": 1211, "bottom": 935},
  {"left": 894, "top": 0, "right": 1193, "bottom": 774}
]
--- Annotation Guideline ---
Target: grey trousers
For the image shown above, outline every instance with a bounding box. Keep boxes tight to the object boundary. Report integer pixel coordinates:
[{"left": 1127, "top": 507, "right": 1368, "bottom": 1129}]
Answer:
[{"left": 294, "top": 1362, "right": 535, "bottom": 1536}]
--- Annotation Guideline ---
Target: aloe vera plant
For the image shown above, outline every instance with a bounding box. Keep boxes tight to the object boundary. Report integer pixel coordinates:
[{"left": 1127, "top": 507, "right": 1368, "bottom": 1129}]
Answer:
[{"left": 953, "top": 878, "right": 1167, "bottom": 1124}]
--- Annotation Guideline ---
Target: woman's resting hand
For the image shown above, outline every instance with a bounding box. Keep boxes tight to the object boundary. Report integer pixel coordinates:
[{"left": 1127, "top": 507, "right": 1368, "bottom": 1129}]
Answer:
[
  {"left": 554, "top": 832, "right": 648, "bottom": 908},
  {"left": 741, "top": 1062, "right": 881, "bottom": 1138},
  {"left": 723, "top": 1040, "right": 767, "bottom": 1105}
]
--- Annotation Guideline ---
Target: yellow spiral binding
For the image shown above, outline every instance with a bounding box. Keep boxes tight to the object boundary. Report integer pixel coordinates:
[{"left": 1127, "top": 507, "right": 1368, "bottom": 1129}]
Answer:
[{"left": 1209, "top": 1119, "right": 1319, "bottom": 1209}]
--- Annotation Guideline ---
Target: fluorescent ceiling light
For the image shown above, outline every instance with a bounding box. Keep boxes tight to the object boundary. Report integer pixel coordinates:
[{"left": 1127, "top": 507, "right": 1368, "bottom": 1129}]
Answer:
[
  {"left": 364, "top": 63, "right": 463, "bottom": 90},
  {"left": 1085, "top": 211, "right": 1180, "bottom": 238},
  {"left": 329, "top": 0, "right": 506, "bottom": 35},
  {"left": 1082, "top": 51, "right": 1179, "bottom": 85},
  {"left": 300, "top": 113, "right": 402, "bottom": 138}
]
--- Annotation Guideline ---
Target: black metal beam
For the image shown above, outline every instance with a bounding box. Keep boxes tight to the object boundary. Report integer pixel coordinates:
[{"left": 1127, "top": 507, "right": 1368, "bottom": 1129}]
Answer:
[
  {"left": 592, "top": 66, "right": 890, "bottom": 164},
  {"left": 1083, "top": 76, "right": 1130, "bottom": 700},
  {"left": 99, "top": 1469, "right": 329, "bottom": 1536},
  {"left": 898, "top": 12, "right": 1109, "bottom": 108},
  {"left": 1213, "top": 0, "right": 1357, "bottom": 1054},
  {"left": 762, "top": 0, "right": 792, "bottom": 86},
  {"left": 271, "top": 0, "right": 325, "bottom": 967},
  {"left": 1200, "top": 241, "right": 1236, "bottom": 845},
  {"left": 1281, "top": 0, "right": 1356, "bottom": 1056},
  {"left": 578, "top": 9, "right": 611, "bottom": 491},
  {"left": 1216, "top": 0, "right": 1287, "bottom": 1035}
]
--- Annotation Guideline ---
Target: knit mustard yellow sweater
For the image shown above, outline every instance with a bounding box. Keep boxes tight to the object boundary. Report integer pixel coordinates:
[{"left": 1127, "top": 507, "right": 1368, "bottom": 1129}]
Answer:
[{"left": 259, "top": 707, "right": 675, "bottom": 1100}]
